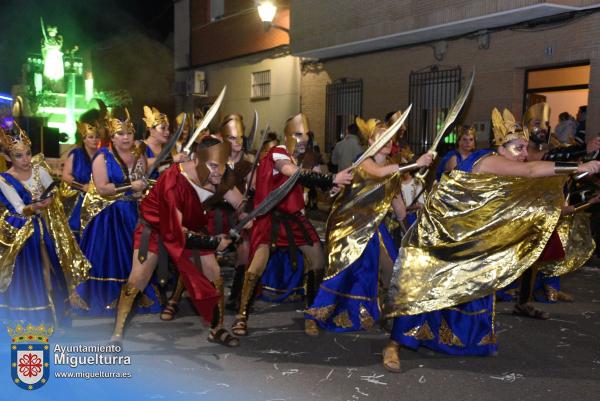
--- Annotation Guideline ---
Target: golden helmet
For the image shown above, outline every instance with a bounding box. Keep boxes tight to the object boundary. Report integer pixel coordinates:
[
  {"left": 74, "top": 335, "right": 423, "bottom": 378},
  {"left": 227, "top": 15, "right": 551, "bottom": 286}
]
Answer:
[
  {"left": 220, "top": 114, "right": 245, "bottom": 146},
  {"left": 107, "top": 108, "right": 135, "bottom": 136},
  {"left": 491, "top": 108, "right": 529, "bottom": 146},
  {"left": 195, "top": 135, "right": 231, "bottom": 184},
  {"left": 0, "top": 121, "right": 31, "bottom": 155},
  {"left": 356, "top": 116, "right": 386, "bottom": 143},
  {"left": 143, "top": 105, "right": 169, "bottom": 129},
  {"left": 283, "top": 113, "right": 310, "bottom": 154}
]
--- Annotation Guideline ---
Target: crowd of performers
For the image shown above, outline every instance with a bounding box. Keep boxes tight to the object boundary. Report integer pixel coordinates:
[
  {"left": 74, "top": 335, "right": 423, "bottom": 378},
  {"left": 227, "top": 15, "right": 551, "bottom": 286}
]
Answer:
[{"left": 1, "top": 92, "right": 600, "bottom": 372}]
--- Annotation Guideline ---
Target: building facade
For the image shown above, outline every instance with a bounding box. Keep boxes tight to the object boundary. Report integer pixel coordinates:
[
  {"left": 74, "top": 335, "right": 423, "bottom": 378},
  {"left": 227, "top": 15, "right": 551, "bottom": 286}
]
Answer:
[
  {"left": 291, "top": 0, "right": 600, "bottom": 153},
  {"left": 174, "top": 0, "right": 300, "bottom": 135}
]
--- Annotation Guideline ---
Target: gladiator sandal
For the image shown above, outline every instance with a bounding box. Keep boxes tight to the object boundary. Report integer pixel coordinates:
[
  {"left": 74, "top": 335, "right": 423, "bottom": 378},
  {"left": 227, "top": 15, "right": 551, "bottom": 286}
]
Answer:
[
  {"left": 110, "top": 283, "right": 141, "bottom": 343},
  {"left": 207, "top": 277, "right": 239, "bottom": 347},
  {"left": 304, "top": 269, "right": 324, "bottom": 337},
  {"left": 160, "top": 277, "right": 185, "bottom": 321},
  {"left": 231, "top": 272, "right": 259, "bottom": 336},
  {"left": 382, "top": 341, "right": 402, "bottom": 373}
]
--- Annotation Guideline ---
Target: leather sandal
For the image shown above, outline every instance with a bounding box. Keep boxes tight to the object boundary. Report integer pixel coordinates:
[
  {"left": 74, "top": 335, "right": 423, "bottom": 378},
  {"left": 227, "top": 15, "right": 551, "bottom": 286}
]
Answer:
[
  {"left": 382, "top": 341, "right": 401, "bottom": 373},
  {"left": 159, "top": 301, "right": 179, "bottom": 321},
  {"left": 513, "top": 303, "right": 550, "bottom": 320},
  {"left": 231, "top": 318, "right": 248, "bottom": 336},
  {"left": 304, "top": 319, "right": 319, "bottom": 337},
  {"left": 207, "top": 328, "right": 240, "bottom": 347}
]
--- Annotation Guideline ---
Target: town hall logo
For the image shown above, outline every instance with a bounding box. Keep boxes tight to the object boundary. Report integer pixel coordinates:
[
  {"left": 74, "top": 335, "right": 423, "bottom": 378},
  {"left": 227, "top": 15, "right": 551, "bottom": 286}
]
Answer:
[{"left": 8, "top": 323, "right": 53, "bottom": 390}]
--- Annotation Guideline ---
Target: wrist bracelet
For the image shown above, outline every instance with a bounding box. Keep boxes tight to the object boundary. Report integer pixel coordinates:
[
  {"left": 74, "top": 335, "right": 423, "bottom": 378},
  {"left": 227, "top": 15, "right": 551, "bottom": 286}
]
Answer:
[{"left": 554, "top": 162, "right": 579, "bottom": 175}]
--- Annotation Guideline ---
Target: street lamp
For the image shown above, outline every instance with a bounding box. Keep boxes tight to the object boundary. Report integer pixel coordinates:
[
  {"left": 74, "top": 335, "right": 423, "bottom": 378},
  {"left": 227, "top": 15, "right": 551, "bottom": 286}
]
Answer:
[{"left": 257, "top": 1, "right": 289, "bottom": 33}]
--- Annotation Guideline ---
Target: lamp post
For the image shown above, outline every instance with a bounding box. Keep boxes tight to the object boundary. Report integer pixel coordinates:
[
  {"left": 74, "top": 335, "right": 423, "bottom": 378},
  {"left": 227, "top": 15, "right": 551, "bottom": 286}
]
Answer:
[{"left": 257, "top": 1, "right": 289, "bottom": 34}]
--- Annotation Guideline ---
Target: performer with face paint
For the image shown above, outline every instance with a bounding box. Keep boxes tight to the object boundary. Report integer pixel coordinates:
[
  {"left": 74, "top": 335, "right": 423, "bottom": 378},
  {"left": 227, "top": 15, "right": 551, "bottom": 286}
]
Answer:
[
  {"left": 382, "top": 108, "right": 600, "bottom": 372},
  {"left": 159, "top": 114, "right": 253, "bottom": 320},
  {"left": 0, "top": 122, "right": 90, "bottom": 327},
  {"left": 305, "top": 115, "right": 432, "bottom": 334},
  {"left": 111, "top": 135, "right": 240, "bottom": 347},
  {"left": 231, "top": 113, "right": 354, "bottom": 337}
]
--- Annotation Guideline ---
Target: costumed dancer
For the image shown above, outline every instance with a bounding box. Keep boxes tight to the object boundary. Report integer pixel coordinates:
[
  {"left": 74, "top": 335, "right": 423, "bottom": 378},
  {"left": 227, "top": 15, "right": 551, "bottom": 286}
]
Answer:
[
  {"left": 382, "top": 108, "right": 600, "bottom": 372},
  {"left": 75, "top": 109, "right": 161, "bottom": 316},
  {"left": 60, "top": 109, "right": 100, "bottom": 240},
  {"left": 111, "top": 136, "right": 239, "bottom": 346},
  {"left": 159, "top": 114, "right": 252, "bottom": 319},
  {"left": 142, "top": 106, "right": 188, "bottom": 180},
  {"left": 0, "top": 122, "right": 90, "bottom": 327},
  {"left": 231, "top": 113, "right": 353, "bottom": 337},
  {"left": 435, "top": 126, "right": 476, "bottom": 180},
  {"left": 305, "top": 115, "right": 432, "bottom": 333}
]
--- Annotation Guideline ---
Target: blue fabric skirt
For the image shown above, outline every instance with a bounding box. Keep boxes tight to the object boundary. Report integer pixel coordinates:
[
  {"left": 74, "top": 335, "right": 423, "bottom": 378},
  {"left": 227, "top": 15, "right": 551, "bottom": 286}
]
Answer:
[
  {"left": 305, "top": 224, "right": 397, "bottom": 332},
  {"left": 259, "top": 249, "right": 305, "bottom": 303},
  {"left": 391, "top": 295, "right": 497, "bottom": 356},
  {"left": 0, "top": 215, "right": 71, "bottom": 328},
  {"left": 75, "top": 200, "right": 161, "bottom": 316},
  {"left": 68, "top": 193, "right": 84, "bottom": 242}
]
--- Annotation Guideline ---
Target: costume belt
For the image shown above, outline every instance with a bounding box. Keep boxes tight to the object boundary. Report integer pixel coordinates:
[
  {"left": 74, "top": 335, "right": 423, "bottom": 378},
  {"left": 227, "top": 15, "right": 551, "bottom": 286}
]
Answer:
[{"left": 271, "top": 210, "right": 313, "bottom": 271}]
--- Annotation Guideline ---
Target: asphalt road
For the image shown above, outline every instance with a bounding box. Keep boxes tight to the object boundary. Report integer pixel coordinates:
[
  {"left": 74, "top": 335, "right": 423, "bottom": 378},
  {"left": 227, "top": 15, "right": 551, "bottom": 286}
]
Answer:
[{"left": 3, "top": 265, "right": 599, "bottom": 401}]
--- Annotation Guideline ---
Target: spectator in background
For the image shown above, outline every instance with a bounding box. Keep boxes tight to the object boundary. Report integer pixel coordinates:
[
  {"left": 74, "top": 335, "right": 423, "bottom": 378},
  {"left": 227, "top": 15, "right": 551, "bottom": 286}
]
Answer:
[
  {"left": 576, "top": 105, "right": 587, "bottom": 144},
  {"left": 555, "top": 112, "right": 577, "bottom": 145},
  {"left": 331, "top": 123, "right": 364, "bottom": 171}
]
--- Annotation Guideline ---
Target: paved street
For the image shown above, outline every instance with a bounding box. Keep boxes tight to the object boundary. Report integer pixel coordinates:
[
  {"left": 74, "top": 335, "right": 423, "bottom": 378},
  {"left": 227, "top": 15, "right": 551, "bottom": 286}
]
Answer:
[{"left": 3, "top": 265, "right": 599, "bottom": 401}]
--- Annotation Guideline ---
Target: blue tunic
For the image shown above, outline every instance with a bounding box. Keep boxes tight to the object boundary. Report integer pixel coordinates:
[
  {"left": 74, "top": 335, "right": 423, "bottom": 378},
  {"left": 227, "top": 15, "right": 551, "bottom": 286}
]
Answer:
[
  {"left": 0, "top": 173, "right": 71, "bottom": 327},
  {"left": 435, "top": 149, "right": 465, "bottom": 181},
  {"left": 306, "top": 223, "right": 398, "bottom": 332},
  {"left": 75, "top": 148, "right": 161, "bottom": 316},
  {"left": 259, "top": 249, "right": 305, "bottom": 303},
  {"left": 391, "top": 149, "right": 498, "bottom": 355},
  {"left": 145, "top": 146, "right": 160, "bottom": 180},
  {"left": 67, "top": 147, "right": 93, "bottom": 240}
]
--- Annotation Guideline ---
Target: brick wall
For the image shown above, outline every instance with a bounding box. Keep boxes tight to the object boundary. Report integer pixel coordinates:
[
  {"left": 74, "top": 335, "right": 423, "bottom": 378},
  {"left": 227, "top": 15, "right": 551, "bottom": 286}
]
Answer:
[{"left": 301, "top": 11, "right": 600, "bottom": 151}]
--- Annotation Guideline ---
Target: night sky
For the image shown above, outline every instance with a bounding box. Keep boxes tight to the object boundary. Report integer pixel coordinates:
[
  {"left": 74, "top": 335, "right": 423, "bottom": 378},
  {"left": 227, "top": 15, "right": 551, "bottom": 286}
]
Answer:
[{"left": 0, "top": 0, "right": 174, "bottom": 93}]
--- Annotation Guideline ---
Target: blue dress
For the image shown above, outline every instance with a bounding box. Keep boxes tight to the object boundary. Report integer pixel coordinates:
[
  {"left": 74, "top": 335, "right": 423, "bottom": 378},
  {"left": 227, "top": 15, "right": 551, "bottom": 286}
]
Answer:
[
  {"left": 67, "top": 147, "right": 92, "bottom": 240},
  {"left": 306, "top": 223, "right": 398, "bottom": 332},
  {"left": 0, "top": 173, "right": 71, "bottom": 327},
  {"left": 145, "top": 146, "right": 160, "bottom": 180},
  {"left": 391, "top": 149, "right": 498, "bottom": 355},
  {"left": 75, "top": 148, "right": 161, "bottom": 316},
  {"left": 435, "top": 149, "right": 464, "bottom": 181}
]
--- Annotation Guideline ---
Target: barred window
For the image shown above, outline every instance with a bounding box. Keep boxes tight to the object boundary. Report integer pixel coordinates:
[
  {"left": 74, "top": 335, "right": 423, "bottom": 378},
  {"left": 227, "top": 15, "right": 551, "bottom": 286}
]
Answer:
[{"left": 251, "top": 70, "right": 271, "bottom": 99}]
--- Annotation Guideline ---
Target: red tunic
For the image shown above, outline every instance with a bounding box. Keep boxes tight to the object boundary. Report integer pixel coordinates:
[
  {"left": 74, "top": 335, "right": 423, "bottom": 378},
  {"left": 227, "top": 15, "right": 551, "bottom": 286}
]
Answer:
[
  {"left": 133, "top": 164, "right": 219, "bottom": 323},
  {"left": 250, "top": 146, "right": 319, "bottom": 258}
]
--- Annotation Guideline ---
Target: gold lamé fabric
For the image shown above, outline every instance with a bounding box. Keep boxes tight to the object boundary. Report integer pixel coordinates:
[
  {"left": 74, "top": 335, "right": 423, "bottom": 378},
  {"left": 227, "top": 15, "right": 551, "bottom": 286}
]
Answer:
[
  {"left": 0, "top": 209, "right": 34, "bottom": 292},
  {"left": 58, "top": 180, "right": 80, "bottom": 221},
  {"left": 387, "top": 170, "right": 566, "bottom": 317},
  {"left": 326, "top": 165, "right": 401, "bottom": 279},
  {"left": 35, "top": 156, "right": 91, "bottom": 294},
  {"left": 539, "top": 212, "right": 595, "bottom": 277},
  {"left": 0, "top": 156, "right": 90, "bottom": 294},
  {"left": 80, "top": 180, "right": 127, "bottom": 232}
]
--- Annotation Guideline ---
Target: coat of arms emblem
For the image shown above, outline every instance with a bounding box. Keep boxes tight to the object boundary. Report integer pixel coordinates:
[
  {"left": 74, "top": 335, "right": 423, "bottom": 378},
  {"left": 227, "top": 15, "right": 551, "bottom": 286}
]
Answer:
[{"left": 8, "top": 323, "right": 53, "bottom": 390}]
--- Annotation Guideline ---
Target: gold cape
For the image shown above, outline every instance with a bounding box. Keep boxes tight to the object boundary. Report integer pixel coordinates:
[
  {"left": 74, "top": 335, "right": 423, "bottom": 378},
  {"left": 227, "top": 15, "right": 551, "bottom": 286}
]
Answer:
[
  {"left": 386, "top": 170, "right": 566, "bottom": 317},
  {"left": 80, "top": 180, "right": 132, "bottom": 233},
  {"left": 539, "top": 212, "right": 595, "bottom": 277},
  {"left": 326, "top": 165, "right": 401, "bottom": 279},
  {"left": 0, "top": 155, "right": 90, "bottom": 296}
]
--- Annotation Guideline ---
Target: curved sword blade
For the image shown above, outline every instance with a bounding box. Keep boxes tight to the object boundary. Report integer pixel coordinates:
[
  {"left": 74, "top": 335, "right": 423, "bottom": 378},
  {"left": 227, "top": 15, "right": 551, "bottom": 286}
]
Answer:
[
  {"left": 230, "top": 168, "right": 301, "bottom": 238},
  {"left": 351, "top": 104, "right": 412, "bottom": 170},
  {"left": 183, "top": 85, "right": 227, "bottom": 154}
]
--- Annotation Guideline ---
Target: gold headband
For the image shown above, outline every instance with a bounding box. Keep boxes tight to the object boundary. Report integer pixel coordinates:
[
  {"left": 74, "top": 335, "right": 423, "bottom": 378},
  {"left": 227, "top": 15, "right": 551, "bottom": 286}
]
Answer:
[
  {"left": 0, "top": 121, "right": 31, "bottom": 154},
  {"left": 107, "top": 108, "right": 134, "bottom": 136},
  {"left": 143, "top": 105, "right": 169, "bottom": 129}
]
